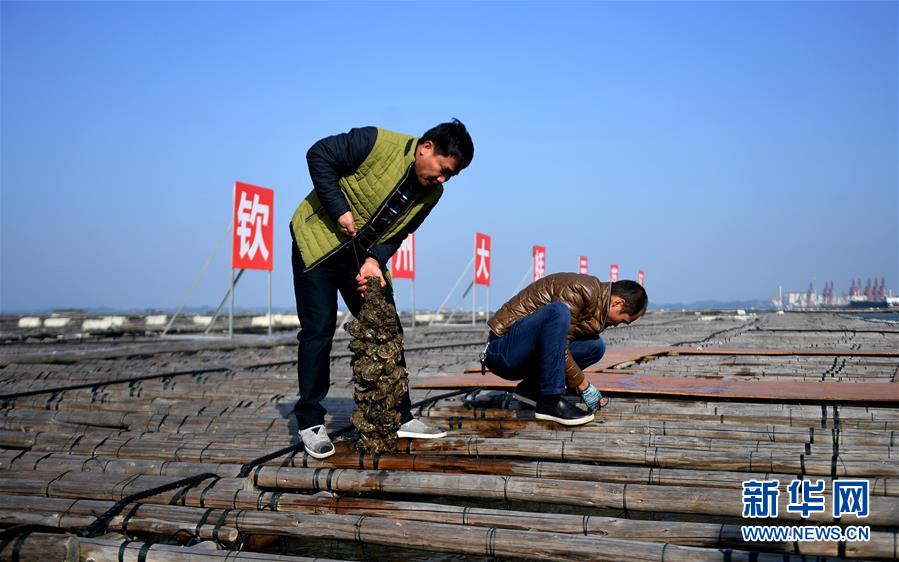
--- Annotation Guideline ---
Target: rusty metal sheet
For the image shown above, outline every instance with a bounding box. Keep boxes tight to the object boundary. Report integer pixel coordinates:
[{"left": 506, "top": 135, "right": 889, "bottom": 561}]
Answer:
[{"left": 415, "top": 373, "right": 899, "bottom": 403}]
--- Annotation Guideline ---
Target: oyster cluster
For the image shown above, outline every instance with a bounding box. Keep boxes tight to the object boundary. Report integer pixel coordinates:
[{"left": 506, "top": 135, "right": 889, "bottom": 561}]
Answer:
[{"left": 345, "top": 277, "right": 408, "bottom": 454}]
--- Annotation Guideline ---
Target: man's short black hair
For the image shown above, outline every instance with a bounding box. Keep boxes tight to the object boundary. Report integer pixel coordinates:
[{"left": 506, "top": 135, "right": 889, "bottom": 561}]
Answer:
[
  {"left": 611, "top": 280, "right": 648, "bottom": 315},
  {"left": 422, "top": 118, "right": 474, "bottom": 169}
]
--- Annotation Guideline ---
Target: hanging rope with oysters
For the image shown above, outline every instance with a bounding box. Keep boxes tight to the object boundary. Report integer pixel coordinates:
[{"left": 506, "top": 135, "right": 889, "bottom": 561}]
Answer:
[{"left": 345, "top": 276, "right": 408, "bottom": 454}]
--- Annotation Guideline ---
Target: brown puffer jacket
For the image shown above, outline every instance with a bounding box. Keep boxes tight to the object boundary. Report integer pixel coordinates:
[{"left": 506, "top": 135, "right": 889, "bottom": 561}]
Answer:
[{"left": 487, "top": 273, "right": 611, "bottom": 389}]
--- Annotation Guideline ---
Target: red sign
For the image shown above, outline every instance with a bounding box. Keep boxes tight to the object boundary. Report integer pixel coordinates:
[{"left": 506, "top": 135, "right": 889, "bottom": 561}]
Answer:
[
  {"left": 578, "top": 256, "right": 589, "bottom": 274},
  {"left": 533, "top": 245, "right": 546, "bottom": 281},
  {"left": 474, "top": 232, "right": 491, "bottom": 286},
  {"left": 610, "top": 263, "right": 619, "bottom": 282},
  {"left": 390, "top": 233, "right": 415, "bottom": 280},
  {"left": 637, "top": 269, "right": 645, "bottom": 286},
  {"left": 232, "top": 182, "right": 274, "bottom": 271}
]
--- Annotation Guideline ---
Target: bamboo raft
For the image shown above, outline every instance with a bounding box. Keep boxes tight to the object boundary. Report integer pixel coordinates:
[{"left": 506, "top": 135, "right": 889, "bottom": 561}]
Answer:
[{"left": 0, "top": 310, "right": 896, "bottom": 561}]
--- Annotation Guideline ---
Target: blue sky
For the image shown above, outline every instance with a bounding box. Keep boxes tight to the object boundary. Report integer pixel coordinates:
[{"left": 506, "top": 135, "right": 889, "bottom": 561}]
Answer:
[{"left": 2, "top": 1, "right": 896, "bottom": 312}]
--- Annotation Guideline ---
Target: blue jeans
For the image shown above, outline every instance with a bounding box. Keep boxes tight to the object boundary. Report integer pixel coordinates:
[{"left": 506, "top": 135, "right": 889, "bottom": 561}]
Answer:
[
  {"left": 485, "top": 302, "right": 605, "bottom": 396},
  {"left": 290, "top": 229, "right": 412, "bottom": 430}
]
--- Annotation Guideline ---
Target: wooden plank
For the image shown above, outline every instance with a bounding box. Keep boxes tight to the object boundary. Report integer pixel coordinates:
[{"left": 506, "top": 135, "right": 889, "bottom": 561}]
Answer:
[
  {"left": 416, "top": 372, "right": 899, "bottom": 403},
  {"left": 666, "top": 346, "right": 899, "bottom": 358},
  {"left": 463, "top": 345, "right": 899, "bottom": 373},
  {"left": 464, "top": 346, "right": 672, "bottom": 373}
]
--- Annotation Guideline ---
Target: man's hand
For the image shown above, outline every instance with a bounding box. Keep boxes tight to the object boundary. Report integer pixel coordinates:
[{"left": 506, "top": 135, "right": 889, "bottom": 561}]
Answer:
[
  {"left": 337, "top": 211, "right": 356, "bottom": 237},
  {"left": 579, "top": 383, "right": 605, "bottom": 412},
  {"left": 356, "top": 258, "right": 386, "bottom": 293}
]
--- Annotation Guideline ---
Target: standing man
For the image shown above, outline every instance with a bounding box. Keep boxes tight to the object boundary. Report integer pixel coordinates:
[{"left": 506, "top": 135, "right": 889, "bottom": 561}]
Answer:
[
  {"left": 485, "top": 274, "right": 647, "bottom": 425},
  {"left": 291, "top": 120, "right": 474, "bottom": 458}
]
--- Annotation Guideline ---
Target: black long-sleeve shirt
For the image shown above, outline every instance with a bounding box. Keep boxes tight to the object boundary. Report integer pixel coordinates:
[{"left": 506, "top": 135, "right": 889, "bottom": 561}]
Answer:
[{"left": 305, "top": 127, "right": 426, "bottom": 268}]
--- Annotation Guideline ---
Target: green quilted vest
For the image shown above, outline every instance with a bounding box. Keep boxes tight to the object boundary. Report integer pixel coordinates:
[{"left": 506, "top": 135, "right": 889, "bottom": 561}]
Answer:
[{"left": 291, "top": 128, "right": 443, "bottom": 271}]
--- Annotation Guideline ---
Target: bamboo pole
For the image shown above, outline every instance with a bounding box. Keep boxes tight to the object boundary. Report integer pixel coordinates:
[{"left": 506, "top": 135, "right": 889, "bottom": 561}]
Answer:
[
  {"left": 77, "top": 537, "right": 340, "bottom": 561},
  {"left": 2, "top": 466, "right": 897, "bottom": 528},
  {"left": 3, "top": 406, "right": 895, "bottom": 447},
  {"left": 284, "top": 451, "right": 899, "bottom": 498},
  {"left": 2, "top": 449, "right": 898, "bottom": 499},
  {"left": 0, "top": 507, "right": 239, "bottom": 543},
  {"left": 252, "top": 466, "right": 897, "bottom": 526},
  {"left": 2, "top": 426, "right": 897, "bottom": 480},
  {"left": 0, "top": 532, "right": 78, "bottom": 562},
  {"left": 402, "top": 437, "right": 899, "bottom": 477},
  {"left": 2, "top": 494, "right": 896, "bottom": 560},
  {"left": 7, "top": 425, "right": 891, "bottom": 460},
  {"left": 5, "top": 449, "right": 898, "bottom": 500},
  {"left": 0, "top": 494, "right": 825, "bottom": 562},
  {"left": 418, "top": 403, "right": 899, "bottom": 431}
]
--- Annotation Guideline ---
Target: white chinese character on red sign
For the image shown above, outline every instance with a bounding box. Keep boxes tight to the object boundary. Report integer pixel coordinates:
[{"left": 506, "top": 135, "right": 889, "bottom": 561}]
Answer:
[
  {"left": 610, "top": 263, "right": 619, "bottom": 282},
  {"left": 637, "top": 269, "right": 645, "bottom": 286},
  {"left": 533, "top": 245, "right": 546, "bottom": 281},
  {"left": 579, "top": 256, "right": 589, "bottom": 274},
  {"left": 475, "top": 232, "right": 491, "bottom": 286},
  {"left": 232, "top": 182, "right": 274, "bottom": 271},
  {"left": 237, "top": 192, "right": 270, "bottom": 261},
  {"left": 391, "top": 233, "right": 415, "bottom": 280}
]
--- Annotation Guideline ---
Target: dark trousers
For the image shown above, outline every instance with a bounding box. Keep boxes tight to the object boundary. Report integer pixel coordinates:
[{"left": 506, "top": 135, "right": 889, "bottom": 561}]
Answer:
[
  {"left": 484, "top": 302, "right": 605, "bottom": 396},
  {"left": 291, "top": 236, "right": 413, "bottom": 430}
]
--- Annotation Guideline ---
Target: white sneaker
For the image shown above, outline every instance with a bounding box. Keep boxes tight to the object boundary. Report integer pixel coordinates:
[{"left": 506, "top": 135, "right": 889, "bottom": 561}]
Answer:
[
  {"left": 299, "top": 424, "right": 335, "bottom": 459},
  {"left": 396, "top": 418, "right": 447, "bottom": 439}
]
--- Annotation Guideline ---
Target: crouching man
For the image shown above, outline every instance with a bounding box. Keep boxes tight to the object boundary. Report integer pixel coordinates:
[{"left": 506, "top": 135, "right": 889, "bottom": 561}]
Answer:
[{"left": 484, "top": 274, "right": 647, "bottom": 426}]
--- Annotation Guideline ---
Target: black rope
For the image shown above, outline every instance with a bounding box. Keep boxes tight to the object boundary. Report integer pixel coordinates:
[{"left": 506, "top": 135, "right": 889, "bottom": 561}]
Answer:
[
  {"left": 237, "top": 443, "right": 302, "bottom": 478},
  {"left": 0, "top": 366, "right": 231, "bottom": 401},
  {"left": 326, "top": 467, "right": 336, "bottom": 492},
  {"left": 268, "top": 491, "right": 282, "bottom": 512},
  {"left": 353, "top": 515, "right": 366, "bottom": 543},
  {"left": 198, "top": 476, "right": 222, "bottom": 507},
  {"left": 0, "top": 380, "right": 474, "bottom": 548},
  {"left": 831, "top": 404, "right": 842, "bottom": 478},
  {"left": 211, "top": 509, "right": 233, "bottom": 542},
  {"left": 312, "top": 467, "right": 323, "bottom": 491},
  {"left": 169, "top": 473, "right": 208, "bottom": 506},
  {"left": 412, "top": 388, "right": 481, "bottom": 411},
  {"left": 0, "top": 524, "right": 71, "bottom": 548},
  {"left": 117, "top": 540, "right": 131, "bottom": 562},
  {"left": 78, "top": 472, "right": 219, "bottom": 538},
  {"left": 44, "top": 471, "right": 71, "bottom": 497},
  {"left": 4, "top": 450, "right": 27, "bottom": 469},
  {"left": 120, "top": 503, "right": 142, "bottom": 538},
  {"left": 191, "top": 508, "right": 215, "bottom": 542},
  {"left": 31, "top": 452, "right": 53, "bottom": 471},
  {"left": 485, "top": 527, "right": 497, "bottom": 558},
  {"left": 136, "top": 539, "right": 154, "bottom": 562},
  {"left": 281, "top": 448, "right": 299, "bottom": 468}
]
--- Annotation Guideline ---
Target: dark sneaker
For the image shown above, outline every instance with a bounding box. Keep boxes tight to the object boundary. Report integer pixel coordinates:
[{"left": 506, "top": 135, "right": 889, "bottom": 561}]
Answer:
[
  {"left": 299, "top": 424, "right": 335, "bottom": 459},
  {"left": 535, "top": 396, "right": 594, "bottom": 426},
  {"left": 511, "top": 380, "right": 539, "bottom": 408},
  {"left": 397, "top": 418, "right": 447, "bottom": 439}
]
